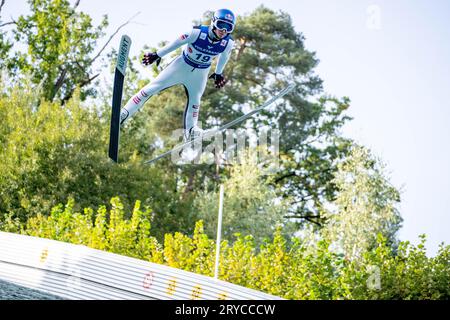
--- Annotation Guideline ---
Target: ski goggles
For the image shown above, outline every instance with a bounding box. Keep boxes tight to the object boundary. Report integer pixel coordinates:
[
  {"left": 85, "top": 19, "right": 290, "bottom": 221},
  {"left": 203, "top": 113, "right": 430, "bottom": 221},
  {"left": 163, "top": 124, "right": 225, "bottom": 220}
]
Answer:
[{"left": 213, "top": 19, "right": 234, "bottom": 33}]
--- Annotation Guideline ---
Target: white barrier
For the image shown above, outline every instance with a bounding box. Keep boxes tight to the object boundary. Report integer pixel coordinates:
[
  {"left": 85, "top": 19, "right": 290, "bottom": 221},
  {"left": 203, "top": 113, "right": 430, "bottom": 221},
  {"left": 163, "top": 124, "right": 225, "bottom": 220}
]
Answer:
[{"left": 0, "top": 232, "right": 282, "bottom": 300}]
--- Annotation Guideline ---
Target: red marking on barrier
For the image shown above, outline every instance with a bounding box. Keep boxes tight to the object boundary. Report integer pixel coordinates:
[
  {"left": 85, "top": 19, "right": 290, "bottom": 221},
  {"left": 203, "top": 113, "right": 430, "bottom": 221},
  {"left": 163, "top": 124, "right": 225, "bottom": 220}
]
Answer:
[{"left": 143, "top": 271, "right": 154, "bottom": 289}]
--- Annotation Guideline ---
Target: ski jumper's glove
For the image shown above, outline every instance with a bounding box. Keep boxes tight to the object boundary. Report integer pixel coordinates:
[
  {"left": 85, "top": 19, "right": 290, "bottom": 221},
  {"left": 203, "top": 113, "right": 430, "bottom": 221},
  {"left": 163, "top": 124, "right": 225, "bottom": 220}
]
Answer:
[
  {"left": 209, "top": 73, "right": 227, "bottom": 89},
  {"left": 142, "top": 52, "right": 161, "bottom": 66}
]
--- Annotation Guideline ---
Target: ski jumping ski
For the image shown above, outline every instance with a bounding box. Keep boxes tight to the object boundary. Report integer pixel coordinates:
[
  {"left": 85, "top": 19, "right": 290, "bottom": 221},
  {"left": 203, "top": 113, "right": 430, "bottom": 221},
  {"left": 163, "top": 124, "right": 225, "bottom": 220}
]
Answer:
[
  {"left": 144, "top": 83, "right": 296, "bottom": 165},
  {"left": 109, "top": 35, "right": 131, "bottom": 163}
]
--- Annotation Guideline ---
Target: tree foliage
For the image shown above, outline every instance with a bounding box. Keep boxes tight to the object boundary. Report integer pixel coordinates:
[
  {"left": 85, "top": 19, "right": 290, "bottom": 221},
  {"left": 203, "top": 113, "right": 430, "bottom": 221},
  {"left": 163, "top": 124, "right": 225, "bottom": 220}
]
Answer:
[
  {"left": 0, "top": 0, "right": 13, "bottom": 69},
  {"left": 323, "top": 145, "right": 403, "bottom": 260},
  {"left": 9, "top": 0, "right": 108, "bottom": 102},
  {"left": 0, "top": 79, "right": 197, "bottom": 239}
]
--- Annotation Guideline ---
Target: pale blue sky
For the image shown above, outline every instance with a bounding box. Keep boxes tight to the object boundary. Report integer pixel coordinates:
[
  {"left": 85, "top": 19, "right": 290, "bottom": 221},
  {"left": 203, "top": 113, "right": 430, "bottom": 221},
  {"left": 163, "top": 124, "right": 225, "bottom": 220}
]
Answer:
[{"left": 3, "top": 1, "right": 450, "bottom": 256}]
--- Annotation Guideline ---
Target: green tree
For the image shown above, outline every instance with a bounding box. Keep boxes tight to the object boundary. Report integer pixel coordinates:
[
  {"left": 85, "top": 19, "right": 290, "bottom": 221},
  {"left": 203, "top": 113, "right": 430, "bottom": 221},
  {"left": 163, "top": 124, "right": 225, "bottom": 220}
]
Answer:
[
  {"left": 10, "top": 0, "right": 109, "bottom": 102},
  {"left": 272, "top": 98, "right": 352, "bottom": 228},
  {"left": 322, "top": 145, "right": 403, "bottom": 260},
  {"left": 0, "top": 0, "right": 13, "bottom": 68},
  {"left": 340, "top": 234, "right": 450, "bottom": 300}
]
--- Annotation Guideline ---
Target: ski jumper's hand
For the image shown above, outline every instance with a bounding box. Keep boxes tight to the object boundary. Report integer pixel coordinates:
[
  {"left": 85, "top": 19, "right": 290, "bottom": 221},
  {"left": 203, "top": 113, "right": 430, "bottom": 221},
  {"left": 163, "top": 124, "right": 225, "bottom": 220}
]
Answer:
[
  {"left": 209, "top": 73, "right": 227, "bottom": 89},
  {"left": 142, "top": 52, "right": 161, "bottom": 66}
]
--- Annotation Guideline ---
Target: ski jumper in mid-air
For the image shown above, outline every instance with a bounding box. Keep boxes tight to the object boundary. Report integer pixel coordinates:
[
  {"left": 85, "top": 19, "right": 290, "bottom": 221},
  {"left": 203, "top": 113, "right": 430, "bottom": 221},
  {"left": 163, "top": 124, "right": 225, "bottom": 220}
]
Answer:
[{"left": 119, "top": 9, "right": 236, "bottom": 142}]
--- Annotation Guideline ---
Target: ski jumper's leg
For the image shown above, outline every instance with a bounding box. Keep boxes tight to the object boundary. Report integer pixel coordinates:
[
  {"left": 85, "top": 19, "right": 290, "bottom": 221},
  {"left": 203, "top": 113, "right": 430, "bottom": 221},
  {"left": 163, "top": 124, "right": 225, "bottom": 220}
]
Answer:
[
  {"left": 182, "top": 67, "right": 209, "bottom": 136},
  {"left": 120, "top": 57, "right": 184, "bottom": 123}
]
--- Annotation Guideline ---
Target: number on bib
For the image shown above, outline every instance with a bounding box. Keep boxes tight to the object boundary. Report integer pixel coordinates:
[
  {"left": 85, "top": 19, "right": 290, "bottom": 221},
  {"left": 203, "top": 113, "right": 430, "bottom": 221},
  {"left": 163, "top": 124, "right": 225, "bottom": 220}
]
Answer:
[{"left": 195, "top": 53, "right": 211, "bottom": 63}]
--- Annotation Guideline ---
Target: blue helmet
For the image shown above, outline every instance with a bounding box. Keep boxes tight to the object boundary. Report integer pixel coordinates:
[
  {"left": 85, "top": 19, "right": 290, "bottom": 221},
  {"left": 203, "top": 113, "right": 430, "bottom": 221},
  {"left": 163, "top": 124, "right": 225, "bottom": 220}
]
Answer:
[{"left": 211, "top": 9, "right": 236, "bottom": 33}]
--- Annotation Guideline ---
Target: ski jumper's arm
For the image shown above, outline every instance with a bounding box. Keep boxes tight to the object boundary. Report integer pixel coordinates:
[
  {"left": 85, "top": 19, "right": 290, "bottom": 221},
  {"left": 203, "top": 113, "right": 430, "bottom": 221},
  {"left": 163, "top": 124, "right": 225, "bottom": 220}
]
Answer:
[
  {"left": 215, "top": 39, "right": 234, "bottom": 75},
  {"left": 156, "top": 28, "right": 201, "bottom": 57}
]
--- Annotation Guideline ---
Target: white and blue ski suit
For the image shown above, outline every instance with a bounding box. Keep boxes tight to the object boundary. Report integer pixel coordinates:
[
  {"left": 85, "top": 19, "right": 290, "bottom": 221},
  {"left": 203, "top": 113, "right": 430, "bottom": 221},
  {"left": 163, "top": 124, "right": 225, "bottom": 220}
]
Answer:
[{"left": 120, "top": 25, "right": 234, "bottom": 137}]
